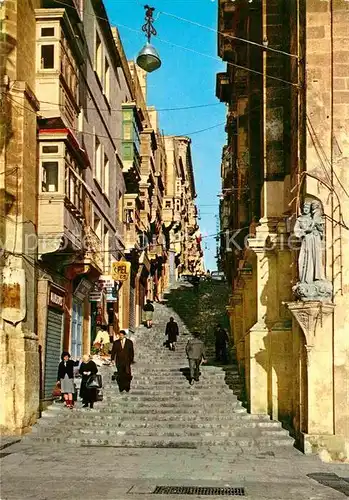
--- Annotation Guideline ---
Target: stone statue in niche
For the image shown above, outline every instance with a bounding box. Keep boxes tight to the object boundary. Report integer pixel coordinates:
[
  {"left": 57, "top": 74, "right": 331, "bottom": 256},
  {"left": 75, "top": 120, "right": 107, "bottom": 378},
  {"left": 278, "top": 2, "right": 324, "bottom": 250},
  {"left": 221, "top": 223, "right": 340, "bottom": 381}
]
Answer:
[{"left": 293, "top": 199, "right": 332, "bottom": 301}]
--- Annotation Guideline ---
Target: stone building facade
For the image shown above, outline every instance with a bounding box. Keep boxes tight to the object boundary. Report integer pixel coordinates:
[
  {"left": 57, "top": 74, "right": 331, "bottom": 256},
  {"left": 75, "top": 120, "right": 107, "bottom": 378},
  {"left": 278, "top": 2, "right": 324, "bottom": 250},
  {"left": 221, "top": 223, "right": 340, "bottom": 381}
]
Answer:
[
  {"left": 0, "top": 0, "right": 41, "bottom": 435},
  {"left": 163, "top": 136, "right": 203, "bottom": 279},
  {"left": 217, "top": 0, "right": 349, "bottom": 460},
  {"left": 0, "top": 0, "right": 203, "bottom": 433},
  {"left": 34, "top": 0, "right": 132, "bottom": 404}
]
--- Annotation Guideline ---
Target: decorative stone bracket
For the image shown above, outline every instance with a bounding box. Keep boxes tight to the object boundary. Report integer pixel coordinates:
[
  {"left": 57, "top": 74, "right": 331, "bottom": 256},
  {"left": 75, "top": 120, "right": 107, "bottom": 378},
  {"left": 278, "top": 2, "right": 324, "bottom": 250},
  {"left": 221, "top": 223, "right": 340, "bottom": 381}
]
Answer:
[{"left": 284, "top": 301, "right": 335, "bottom": 347}]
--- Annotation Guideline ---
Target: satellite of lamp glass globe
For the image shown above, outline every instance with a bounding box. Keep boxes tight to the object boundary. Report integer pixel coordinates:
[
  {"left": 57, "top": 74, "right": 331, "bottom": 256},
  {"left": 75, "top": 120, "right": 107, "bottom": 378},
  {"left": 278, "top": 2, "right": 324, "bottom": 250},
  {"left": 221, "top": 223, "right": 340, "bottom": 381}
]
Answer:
[{"left": 136, "top": 41, "right": 161, "bottom": 73}]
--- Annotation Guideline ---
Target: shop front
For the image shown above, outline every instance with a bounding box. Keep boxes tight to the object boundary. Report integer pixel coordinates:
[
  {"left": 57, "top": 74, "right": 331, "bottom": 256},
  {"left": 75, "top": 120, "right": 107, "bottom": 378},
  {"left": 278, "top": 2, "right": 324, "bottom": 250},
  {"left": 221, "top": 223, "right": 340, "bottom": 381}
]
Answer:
[
  {"left": 89, "top": 275, "right": 119, "bottom": 346},
  {"left": 40, "top": 282, "right": 66, "bottom": 402}
]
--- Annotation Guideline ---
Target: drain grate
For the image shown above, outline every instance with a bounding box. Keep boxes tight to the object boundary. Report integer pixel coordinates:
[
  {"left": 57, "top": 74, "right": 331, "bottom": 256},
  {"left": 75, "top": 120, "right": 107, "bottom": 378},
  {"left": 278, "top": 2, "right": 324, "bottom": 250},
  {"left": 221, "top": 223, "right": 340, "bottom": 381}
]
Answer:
[{"left": 153, "top": 486, "right": 245, "bottom": 496}]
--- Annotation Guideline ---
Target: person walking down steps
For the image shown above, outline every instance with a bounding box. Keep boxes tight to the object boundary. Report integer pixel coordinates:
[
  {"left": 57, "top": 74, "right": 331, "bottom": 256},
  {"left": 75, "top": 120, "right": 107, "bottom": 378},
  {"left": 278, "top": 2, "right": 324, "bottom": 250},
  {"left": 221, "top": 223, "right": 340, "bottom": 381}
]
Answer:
[
  {"left": 57, "top": 352, "right": 79, "bottom": 409},
  {"left": 186, "top": 331, "right": 207, "bottom": 385},
  {"left": 110, "top": 330, "right": 134, "bottom": 393},
  {"left": 214, "top": 323, "right": 229, "bottom": 364},
  {"left": 165, "top": 316, "right": 179, "bottom": 351},
  {"left": 79, "top": 354, "right": 98, "bottom": 409},
  {"left": 143, "top": 299, "right": 154, "bottom": 328}
]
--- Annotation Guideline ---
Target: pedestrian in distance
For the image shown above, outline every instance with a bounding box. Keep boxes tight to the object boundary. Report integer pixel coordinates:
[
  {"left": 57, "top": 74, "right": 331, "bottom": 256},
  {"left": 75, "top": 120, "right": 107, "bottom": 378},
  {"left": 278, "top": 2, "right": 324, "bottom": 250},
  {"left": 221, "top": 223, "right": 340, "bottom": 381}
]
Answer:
[
  {"left": 143, "top": 299, "right": 154, "bottom": 328},
  {"left": 79, "top": 354, "right": 99, "bottom": 409},
  {"left": 214, "top": 323, "right": 229, "bottom": 364},
  {"left": 110, "top": 330, "right": 134, "bottom": 393},
  {"left": 185, "top": 331, "right": 207, "bottom": 385},
  {"left": 192, "top": 273, "right": 200, "bottom": 293},
  {"left": 57, "top": 352, "right": 79, "bottom": 409},
  {"left": 165, "top": 316, "right": 179, "bottom": 351}
]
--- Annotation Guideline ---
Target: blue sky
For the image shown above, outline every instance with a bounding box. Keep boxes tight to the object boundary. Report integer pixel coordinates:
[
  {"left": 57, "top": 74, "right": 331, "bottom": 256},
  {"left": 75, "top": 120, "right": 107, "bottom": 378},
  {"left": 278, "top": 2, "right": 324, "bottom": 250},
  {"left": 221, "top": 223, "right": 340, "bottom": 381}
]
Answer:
[{"left": 104, "top": 0, "right": 226, "bottom": 271}]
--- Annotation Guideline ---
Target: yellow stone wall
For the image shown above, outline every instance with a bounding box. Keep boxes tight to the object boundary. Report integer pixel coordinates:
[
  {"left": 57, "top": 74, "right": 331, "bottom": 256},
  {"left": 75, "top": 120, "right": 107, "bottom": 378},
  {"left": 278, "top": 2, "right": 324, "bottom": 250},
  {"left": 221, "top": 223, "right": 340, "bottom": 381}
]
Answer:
[{"left": 0, "top": 0, "right": 41, "bottom": 434}]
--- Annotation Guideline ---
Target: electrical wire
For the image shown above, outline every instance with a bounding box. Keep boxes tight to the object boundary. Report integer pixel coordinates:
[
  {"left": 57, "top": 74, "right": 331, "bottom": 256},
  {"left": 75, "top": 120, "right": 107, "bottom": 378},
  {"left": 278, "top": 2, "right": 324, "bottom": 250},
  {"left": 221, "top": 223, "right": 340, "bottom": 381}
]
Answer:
[
  {"left": 306, "top": 114, "right": 349, "bottom": 199},
  {"left": 160, "top": 10, "right": 299, "bottom": 59},
  {"left": 38, "top": 98, "right": 221, "bottom": 114},
  {"left": 52, "top": 0, "right": 299, "bottom": 88},
  {"left": 6, "top": 94, "right": 226, "bottom": 139}
]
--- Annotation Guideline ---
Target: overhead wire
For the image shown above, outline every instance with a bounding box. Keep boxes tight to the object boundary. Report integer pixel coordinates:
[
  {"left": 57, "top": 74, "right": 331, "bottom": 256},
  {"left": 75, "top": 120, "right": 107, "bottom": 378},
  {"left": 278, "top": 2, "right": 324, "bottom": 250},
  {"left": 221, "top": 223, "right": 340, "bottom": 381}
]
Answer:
[
  {"left": 159, "top": 10, "right": 299, "bottom": 59},
  {"left": 306, "top": 114, "right": 349, "bottom": 199},
  {"left": 38, "top": 97, "right": 221, "bottom": 113},
  {"left": 52, "top": 0, "right": 299, "bottom": 88},
  {"left": 6, "top": 94, "right": 226, "bottom": 139}
]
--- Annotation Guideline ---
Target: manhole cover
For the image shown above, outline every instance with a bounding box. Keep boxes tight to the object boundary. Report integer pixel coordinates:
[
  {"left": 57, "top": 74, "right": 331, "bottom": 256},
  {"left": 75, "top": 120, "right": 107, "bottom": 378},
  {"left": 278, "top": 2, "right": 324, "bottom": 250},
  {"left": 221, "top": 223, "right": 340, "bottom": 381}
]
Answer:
[{"left": 153, "top": 486, "right": 245, "bottom": 496}]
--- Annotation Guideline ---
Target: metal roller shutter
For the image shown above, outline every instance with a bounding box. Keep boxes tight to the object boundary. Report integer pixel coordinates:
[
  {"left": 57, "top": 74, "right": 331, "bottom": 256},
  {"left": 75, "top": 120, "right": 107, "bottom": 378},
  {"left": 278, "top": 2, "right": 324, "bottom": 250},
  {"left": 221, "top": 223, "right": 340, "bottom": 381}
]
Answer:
[{"left": 44, "top": 308, "right": 63, "bottom": 399}]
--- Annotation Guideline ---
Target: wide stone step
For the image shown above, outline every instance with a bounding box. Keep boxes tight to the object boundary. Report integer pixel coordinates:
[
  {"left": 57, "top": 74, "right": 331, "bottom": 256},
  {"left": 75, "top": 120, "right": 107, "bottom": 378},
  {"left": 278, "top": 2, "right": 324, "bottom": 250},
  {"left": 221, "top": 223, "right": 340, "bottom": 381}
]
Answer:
[
  {"left": 68, "top": 427, "right": 290, "bottom": 438},
  {"left": 96, "top": 400, "right": 244, "bottom": 409},
  {"left": 109, "top": 388, "right": 236, "bottom": 395},
  {"left": 104, "top": 382, "right": 228, "bottom": 388},
  {"left": 100, "top": 395, "right": 239, "bottom": 403},
  {"left": 40, "top": 408, "right": 273, "bottom": 423},
  {"left": 31, "top": 427, "right": 289, "bottom": 441},
  {"left": 27, "top": 434, "right": 294, "bottom": 448},
  {"left": 34, "top": 418, "right": 283, "bottom": 431},
  {"left": 43, "top": 406, "right": 248, "bottom": 415}
]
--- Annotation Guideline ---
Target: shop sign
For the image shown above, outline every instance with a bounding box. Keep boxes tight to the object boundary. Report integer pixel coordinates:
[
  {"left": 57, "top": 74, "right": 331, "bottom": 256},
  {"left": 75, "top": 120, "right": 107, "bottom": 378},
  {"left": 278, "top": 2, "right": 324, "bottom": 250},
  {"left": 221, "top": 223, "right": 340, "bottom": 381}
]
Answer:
[
  {"left": 99, "top": 275, "right": 118, "bottom": 302},
  {"left": 74, "top": 279, "right": 93, "bottom": 301},
  {"left": 89, "top": 290, "right": 103, "bottom": 302},
  {"left": 89, "top": 276, "right": 118, "bottom": 302},
  {"left": 111, "top": 261, "right": 130, "bottom": 282},
  {"left": 49, "top": 285, "right": 65, "bottom": 311}
]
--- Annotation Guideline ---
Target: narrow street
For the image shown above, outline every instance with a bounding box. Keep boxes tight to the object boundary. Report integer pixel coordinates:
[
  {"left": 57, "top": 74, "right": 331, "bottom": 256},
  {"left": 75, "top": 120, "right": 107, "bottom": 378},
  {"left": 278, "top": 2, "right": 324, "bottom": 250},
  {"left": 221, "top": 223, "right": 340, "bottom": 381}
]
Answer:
[{"left": 1, "top": 285, "right": 348, "bottom": 500}]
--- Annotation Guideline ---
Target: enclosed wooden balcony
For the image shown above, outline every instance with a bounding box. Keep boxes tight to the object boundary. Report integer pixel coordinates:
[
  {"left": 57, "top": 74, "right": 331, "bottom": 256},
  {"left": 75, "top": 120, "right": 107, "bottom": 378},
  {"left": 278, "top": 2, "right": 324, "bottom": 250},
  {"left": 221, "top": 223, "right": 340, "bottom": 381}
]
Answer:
[
  {"left": 37, "top": 132, "right": 87, "bottom": 256},
  {"left": 35, "top": 9, "right": 83, "bottom": 131},
  {"left": 216, "top": 72, "right": 231, "bottom": 103}
]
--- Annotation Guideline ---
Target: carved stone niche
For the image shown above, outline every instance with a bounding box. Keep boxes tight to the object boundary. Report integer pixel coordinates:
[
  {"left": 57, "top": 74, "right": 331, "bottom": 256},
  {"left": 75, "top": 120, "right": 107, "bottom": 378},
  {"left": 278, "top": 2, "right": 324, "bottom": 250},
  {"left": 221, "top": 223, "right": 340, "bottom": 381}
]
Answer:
[{"left": 285, "top": 301, "right": 334, "bottom": 348}]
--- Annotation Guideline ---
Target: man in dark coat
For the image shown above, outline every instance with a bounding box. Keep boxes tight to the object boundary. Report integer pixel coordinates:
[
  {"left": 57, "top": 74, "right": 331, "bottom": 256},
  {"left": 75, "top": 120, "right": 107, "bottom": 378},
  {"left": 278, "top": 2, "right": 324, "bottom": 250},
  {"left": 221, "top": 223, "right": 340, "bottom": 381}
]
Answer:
[
  {"left": 110, "top": 330, "right": 134, "bottom": 393},
  {"left": 186, "top": 331, "right": 207, "bottom": 385},
  {"left": 214, "top": 324, "right": 229, "bottom": 364},
  {"left": 165, "top": 317, "right": 179, "bottom": 351}
]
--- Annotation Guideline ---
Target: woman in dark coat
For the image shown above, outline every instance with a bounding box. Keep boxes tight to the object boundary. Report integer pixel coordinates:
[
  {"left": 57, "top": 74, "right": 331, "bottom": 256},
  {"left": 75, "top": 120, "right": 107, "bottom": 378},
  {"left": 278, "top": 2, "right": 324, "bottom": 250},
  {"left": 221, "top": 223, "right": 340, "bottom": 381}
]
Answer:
[
  {"left": 143, "top": 299, "right": 154, "bottom": 328},
  {"left": 57, "top": 352, "right": 79, "bottom": 409},
  {"left": 165, "top": 317, "right": 179, "bottom": 351},
  {"left": 79, "top": 355, "right": 98, "bottom": 408}
]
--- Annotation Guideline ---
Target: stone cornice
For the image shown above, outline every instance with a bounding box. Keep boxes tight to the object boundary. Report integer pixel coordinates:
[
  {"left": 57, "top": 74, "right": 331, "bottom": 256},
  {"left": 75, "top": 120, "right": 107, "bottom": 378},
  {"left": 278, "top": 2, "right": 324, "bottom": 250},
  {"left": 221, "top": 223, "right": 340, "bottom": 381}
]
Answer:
[{"left": 284, "top": 301, "right": 335, "bottom": 347}]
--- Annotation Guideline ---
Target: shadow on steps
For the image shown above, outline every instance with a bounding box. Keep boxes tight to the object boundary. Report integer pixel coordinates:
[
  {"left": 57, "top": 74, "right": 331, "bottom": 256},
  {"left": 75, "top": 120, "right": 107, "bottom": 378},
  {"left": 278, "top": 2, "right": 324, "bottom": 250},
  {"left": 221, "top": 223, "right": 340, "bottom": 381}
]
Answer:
[{"left": 164, "top": 283, "right": 248, "bottom": 406}]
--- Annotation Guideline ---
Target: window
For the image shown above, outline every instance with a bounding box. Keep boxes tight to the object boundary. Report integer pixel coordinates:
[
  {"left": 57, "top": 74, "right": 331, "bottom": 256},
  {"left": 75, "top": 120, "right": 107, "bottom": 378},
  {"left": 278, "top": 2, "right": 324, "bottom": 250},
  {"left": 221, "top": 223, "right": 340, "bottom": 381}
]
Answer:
[
  {"left": 165, "top": 201, "right": 171, "bottom": 208},
  {"left": 103, "top": 228, "right": 109, "bottom": 272},
  {"left": 124, "top": 208, "right": 134, "bottom": 224},
  {"left": 104, "top": 59, "right": 110, "bottom": 101},
  {"left": 95, "top": 136, "right": 102, "bottom": 183},
  {"left": 42, "top": 145, "right": 58, "bottom": 154},
  {"left": 65, "top": 152, "right": 83, "bottom": 212},
  {"left": 93, "top": 214, "right": 102, "bottom": 240},
  {"left": 95, "top": 32, "right": 102, "bottom": 80},
  {"left": 103, "top": 154, "right": 109, "bottom": 196},
  {"left": 42, "top": 161, "right": 58, "bottom": 192},
  {"left": 41, "top": 27, "right": 55, "bottom": 37},
  {"left": 41, "top": 45, "right": 55, "bottom": 69},
  {"left": 118, "top": 192, "right": 123, "bottom": 222}
]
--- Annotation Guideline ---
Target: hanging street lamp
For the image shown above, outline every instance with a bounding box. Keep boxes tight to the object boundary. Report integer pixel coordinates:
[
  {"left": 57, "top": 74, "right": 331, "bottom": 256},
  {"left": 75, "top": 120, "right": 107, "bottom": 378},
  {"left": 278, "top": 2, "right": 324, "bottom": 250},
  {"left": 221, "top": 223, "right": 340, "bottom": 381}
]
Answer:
[{"left": 136, "top": 5, "right": 161, "bottom": 73}]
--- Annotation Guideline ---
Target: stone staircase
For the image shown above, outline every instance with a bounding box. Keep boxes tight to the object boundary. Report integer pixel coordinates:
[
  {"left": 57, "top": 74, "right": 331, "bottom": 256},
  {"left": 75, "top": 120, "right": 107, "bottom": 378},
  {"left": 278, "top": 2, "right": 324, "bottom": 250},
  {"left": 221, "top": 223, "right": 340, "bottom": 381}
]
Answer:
[{"left": 25, "top": 300, "right": 295, "bottom": 451}]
